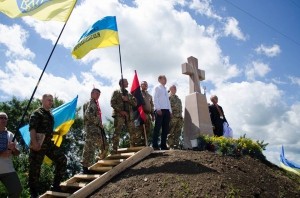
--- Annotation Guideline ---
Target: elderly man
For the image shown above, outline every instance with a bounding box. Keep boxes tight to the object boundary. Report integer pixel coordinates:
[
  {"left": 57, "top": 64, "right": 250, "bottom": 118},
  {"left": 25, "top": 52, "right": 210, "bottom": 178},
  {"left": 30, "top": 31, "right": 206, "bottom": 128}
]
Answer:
[
  {"left": 0, "top": 112, "right": 22, "bottom": 198},
  {"left": 137, "top": 81, "right": 155, "bottom": 146},
  {"left": 208, "top": 95, "right": 227, "bottom": 136}
]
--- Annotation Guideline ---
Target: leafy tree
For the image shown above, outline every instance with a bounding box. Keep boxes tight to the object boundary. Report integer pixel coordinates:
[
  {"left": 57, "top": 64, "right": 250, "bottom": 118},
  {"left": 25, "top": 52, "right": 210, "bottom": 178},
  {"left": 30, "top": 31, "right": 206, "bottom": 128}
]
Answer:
[{"left": 61, "top": 114, "right": 84, "bottom": 177}]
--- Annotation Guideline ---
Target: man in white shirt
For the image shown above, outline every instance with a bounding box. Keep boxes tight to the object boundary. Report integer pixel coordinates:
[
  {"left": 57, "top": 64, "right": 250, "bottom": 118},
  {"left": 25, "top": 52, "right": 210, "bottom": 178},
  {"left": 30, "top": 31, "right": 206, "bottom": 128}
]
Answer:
[
  {"left": 152, "top": 75, "right": 172, "bottom": 150},
  {"left": 0, "top": 112, "right": 22, "bottom": 198}
]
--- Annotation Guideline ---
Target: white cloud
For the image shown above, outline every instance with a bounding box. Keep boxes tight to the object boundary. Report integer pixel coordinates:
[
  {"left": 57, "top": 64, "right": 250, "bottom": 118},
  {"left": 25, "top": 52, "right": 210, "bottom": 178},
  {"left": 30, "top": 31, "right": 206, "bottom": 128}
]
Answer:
[
  {"left": 189, "top": 0, "right": 222, "bottom": 20},
  {"left": 30, "top": 0, "right": 239, "bottom": 85},
  {"left": 0, "top": 60, "right": 41, "bottom": 98},
  {"left": 0, "top": 23, "right": 35, "bottom": 59},
  {"left": 288, "top": 76, "right": 300, "bottom": 86},
  {"left": 245, "top": 61, "right": 271, "bottom": 80},
  {"left": 255, "top": 44, "right": 281, "bottom": 57},
  {"left": 224, "top": 17, "right": 246, "bottom": 41}
]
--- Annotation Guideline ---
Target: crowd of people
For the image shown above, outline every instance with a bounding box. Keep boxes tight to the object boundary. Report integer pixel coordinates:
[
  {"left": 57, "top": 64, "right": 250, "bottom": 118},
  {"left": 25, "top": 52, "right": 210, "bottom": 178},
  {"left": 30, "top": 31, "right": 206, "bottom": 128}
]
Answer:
[{"left": 0, "top": 74, "right": 228, "bottom": 198}]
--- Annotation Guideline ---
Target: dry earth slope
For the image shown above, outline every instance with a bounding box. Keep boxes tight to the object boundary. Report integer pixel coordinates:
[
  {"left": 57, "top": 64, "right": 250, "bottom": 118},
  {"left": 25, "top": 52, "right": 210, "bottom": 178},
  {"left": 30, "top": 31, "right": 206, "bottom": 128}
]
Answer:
[{"left": 91, "top": 150, "right": 300, "bottom": 198}]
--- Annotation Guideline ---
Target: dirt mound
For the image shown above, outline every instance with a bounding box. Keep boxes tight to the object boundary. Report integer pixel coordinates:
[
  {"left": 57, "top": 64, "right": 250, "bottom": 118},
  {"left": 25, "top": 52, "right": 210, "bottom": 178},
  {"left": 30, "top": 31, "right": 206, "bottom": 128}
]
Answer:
[{"left": 91, "top": 150, "right": 300, "bottom": 198}]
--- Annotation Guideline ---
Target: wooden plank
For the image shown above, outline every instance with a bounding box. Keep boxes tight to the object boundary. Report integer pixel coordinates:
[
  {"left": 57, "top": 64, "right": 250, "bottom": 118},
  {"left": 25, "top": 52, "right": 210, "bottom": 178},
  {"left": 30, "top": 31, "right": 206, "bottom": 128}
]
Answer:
[
  {"left": 117, "top": 146, "right": 145, "bottom": 153},
  {"left": 73, "top": 174, "right": 100, "bottom": 180},
  {"left": 89, "top": 166, "right": 113, "bottom": 172},
  {"left": 60, "top": 182, "right": 87, "bottom": 188},
  {"left": 69, "top": 147, "right": 153, "bottom": 198},
  {"left": 62, "top": 177, "right": 78, "bottom": 184},
  {"left": 39, "top": 191, "right": 71, "bottom": 198},
  {"left": 96, "top": 159, "right": 124, "bottom": 166},
  {"left": 106, "top": 152, "right": 135, "bottom": 159}
]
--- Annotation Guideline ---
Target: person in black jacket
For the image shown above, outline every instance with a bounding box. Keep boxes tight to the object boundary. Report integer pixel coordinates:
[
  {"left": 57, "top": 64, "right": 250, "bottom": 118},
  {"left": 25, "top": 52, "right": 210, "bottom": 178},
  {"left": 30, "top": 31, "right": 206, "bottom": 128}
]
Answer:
[{"left": 208, "top": 95, "right": 227, "bottom": 136}]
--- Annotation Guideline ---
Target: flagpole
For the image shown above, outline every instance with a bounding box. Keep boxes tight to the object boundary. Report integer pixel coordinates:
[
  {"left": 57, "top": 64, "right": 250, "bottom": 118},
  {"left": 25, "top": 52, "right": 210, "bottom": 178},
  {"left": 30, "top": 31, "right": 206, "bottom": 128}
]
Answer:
[
  {"left": 143, "top": 124, "right": 148, "bottom": 146},
  {"left": 118, "top": 44, "right": 128, "bottom": 126},
  {"left": 13, "top": 1, "right": 78, "bottom": 142},
  {"left": 118, "top": 44, "right": 124, "bottom": 88}
]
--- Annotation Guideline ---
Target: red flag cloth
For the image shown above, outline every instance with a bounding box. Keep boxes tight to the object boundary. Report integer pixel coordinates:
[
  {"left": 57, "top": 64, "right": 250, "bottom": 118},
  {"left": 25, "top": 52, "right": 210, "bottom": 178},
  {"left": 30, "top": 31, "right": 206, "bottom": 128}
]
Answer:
[{"left": 130, "top": 70, "right": 146, "bottom": 123}]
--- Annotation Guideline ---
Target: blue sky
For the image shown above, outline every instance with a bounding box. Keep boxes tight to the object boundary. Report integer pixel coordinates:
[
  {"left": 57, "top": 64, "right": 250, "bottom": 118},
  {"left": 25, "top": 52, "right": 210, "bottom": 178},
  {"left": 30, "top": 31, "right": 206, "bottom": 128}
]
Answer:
[{"left": 0, "top": 0, "right": 300, "bottom": 166}]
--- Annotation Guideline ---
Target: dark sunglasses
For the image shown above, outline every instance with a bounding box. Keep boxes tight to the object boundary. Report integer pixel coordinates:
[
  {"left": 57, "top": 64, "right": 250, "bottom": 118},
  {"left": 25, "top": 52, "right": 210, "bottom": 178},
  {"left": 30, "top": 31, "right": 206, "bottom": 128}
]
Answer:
[{"left": 0, "top": 117, "right": 8, "bottom": 120}]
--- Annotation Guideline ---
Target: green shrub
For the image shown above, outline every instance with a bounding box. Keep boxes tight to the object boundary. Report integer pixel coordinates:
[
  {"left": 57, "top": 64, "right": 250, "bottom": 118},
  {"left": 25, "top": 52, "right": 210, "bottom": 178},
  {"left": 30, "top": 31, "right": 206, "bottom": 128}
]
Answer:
[{"left": 197, "top": 134, "right": 267, "bottom": 160}]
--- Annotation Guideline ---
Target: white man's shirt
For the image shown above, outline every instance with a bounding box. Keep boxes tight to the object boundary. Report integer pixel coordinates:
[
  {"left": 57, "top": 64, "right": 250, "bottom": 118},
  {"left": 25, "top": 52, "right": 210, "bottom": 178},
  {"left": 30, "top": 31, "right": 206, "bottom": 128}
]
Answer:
[{"left": 153, "top": 84, "right": 172, "bottom": 113}]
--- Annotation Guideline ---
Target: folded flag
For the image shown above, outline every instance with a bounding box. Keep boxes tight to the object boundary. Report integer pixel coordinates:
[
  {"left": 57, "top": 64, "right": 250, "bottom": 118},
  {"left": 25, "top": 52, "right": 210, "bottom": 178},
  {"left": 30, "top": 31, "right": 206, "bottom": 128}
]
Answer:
[
  {"left": 72, "top": 16, "right": 120, "bottom": 59},
  {"left": 130, "top": 70, "right": 146, "bottom": 125},
  {"left": 280, "top": 145, "right": 300, "bottom": 176},
  {"left": 0, "top": 0, "right": 76, "bottom": 22},
  {"left": 19, "top": 95, "right": 78, "bottom": 147}
]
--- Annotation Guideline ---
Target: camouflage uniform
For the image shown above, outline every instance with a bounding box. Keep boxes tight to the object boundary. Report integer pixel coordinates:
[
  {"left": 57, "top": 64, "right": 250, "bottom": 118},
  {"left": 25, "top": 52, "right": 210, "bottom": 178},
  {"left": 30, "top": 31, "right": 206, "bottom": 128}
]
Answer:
[
  {"left": 111, "top": 88, "right": 137, "bottom": 152},
  {"left": 134, "top": 90, "right": 154, "bottom": 146},
  {"left": 28, "top": 107, "right": 67, "bottom": 195},
  {"left": 81, "top": 99, "right": 108, "bottom": 168},
  {"left": 168, "top": 94, "right": 183, "bottom": 149}
]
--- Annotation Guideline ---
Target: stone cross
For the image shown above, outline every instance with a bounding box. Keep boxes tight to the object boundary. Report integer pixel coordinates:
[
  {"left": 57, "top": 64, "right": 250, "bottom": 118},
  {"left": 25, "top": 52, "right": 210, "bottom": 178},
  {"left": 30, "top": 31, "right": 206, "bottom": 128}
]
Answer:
[
  {"left": 182, "top": 56, "right": 205, "bottom": 94},
  {"left": 181, "top": 56, "right": 213, "bottom": 149}
]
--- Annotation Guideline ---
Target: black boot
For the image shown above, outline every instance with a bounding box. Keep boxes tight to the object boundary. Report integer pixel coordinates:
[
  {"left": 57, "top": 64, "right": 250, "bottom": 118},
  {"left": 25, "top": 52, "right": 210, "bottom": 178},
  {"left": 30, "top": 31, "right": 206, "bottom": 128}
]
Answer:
[
  {"left": 51, "top": 178, "right": 63, "bottom": 192},
  {"left": 82, "top": 166, "right": 89, "bottom": 174},
  {"left": 30, "top": 190, "right": 38, "bottom": 198}
]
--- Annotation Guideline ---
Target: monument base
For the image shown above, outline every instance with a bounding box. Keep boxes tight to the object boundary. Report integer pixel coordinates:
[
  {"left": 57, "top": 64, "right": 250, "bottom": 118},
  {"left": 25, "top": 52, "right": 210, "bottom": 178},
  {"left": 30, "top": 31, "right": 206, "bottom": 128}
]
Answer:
[{"left": 183, "top": 92, "right": 213, "bottom": 149}]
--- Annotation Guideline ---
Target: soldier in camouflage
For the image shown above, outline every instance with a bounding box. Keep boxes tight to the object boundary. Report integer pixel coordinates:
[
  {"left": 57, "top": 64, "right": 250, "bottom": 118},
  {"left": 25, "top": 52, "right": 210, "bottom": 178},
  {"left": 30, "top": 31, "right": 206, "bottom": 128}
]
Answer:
[
  {"left": 111, "top": 79, "right": 137, "bottom": 153},
  {"left": 137, "top": 81, "right": 155, "bottom": 146},
  {"left": 81, "top": 88, "right": 108, "bottom": 174},
  {"left": 167, "top": 85, "right": 183, "bottom": 149},
  {"left": 28, "top": 94, "right": 67, "bottom": 198}
]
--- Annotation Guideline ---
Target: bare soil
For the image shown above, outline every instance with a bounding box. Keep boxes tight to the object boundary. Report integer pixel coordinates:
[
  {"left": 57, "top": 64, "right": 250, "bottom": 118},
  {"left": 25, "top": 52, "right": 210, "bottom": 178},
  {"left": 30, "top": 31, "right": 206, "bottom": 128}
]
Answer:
[{"left": 90, "top": 150, "right": 300, "bottom": 198}]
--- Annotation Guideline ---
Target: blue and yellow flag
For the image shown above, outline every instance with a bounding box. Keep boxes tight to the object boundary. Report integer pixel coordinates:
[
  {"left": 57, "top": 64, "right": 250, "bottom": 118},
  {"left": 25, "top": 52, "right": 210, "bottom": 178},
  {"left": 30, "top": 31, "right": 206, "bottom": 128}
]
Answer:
[
  {"left": 71, "top": 16, "right": 120, "bottom": 59},
  {"left": 0, "top": 0, "right": 76, "bottom": 22},
  {"left": 19, "top": 95, "right": 78, "bottom": 147},
  {"left": 280, "top": 145, "right": 300, "bottom": 176}
]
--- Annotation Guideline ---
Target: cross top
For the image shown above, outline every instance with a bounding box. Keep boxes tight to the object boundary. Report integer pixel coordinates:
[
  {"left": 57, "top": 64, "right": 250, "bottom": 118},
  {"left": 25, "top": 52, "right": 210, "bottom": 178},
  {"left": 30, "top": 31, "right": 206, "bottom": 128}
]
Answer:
[{"left": 182, "top": 56, "right": 205, "bottom": 94}]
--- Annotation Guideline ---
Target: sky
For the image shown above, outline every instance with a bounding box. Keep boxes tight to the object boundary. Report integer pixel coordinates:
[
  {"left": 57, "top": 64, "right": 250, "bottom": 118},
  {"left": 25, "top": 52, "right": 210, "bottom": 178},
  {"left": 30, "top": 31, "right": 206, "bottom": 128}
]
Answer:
[{"left": 0, "top": 0, "right": 300, "bottom": 166}]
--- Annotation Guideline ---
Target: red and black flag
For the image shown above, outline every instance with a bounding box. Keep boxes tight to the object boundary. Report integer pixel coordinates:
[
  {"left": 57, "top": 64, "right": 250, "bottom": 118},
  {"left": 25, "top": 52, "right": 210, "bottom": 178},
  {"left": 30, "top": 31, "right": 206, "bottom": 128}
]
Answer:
[{"left": 130, "top": 70, "right": 146, "bottom": 125}]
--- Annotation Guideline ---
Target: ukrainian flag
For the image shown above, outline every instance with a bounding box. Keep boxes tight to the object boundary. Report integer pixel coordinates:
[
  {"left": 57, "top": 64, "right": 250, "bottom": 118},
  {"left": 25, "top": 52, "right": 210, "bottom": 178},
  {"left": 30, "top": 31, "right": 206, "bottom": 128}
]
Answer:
[
  {"left": 72, "top": 16, "right": 120, "bottom": 59},
  {"left": 19, "top": 95, "right": 78, "bottom": 147},
  {"left": 0, "top": 0, "right": 76, "bottom": 22},
  {"left": 280, "top": 145, "right": 300, "bottom": 176}
]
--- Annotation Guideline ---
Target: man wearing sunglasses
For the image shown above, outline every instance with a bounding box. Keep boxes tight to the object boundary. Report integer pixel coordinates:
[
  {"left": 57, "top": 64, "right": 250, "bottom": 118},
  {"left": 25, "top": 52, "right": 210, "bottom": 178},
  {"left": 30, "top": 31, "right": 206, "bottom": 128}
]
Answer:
[{"left": 0, "top": 112, "right": 22, "bottom": 198}]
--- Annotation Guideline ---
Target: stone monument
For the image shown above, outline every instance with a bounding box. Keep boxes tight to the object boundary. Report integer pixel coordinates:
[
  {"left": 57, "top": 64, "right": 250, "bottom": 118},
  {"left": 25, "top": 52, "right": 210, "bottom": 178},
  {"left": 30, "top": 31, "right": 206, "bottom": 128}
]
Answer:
[{"left": 182, "top": 56, "right": 213, "bottom": 149}]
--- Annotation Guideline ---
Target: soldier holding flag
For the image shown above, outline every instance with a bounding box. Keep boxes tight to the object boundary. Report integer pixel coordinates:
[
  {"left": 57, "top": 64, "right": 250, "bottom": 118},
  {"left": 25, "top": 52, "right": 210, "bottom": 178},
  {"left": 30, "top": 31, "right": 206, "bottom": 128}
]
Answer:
[
  {"left": 111, "top": 79, "right": 137, "bottom": 154},
  {"left": 137, "top": 81, "right": 154, "bottom": 146},
  {"left": 81, "top": 88, "right": 108, "bottom": 174}
]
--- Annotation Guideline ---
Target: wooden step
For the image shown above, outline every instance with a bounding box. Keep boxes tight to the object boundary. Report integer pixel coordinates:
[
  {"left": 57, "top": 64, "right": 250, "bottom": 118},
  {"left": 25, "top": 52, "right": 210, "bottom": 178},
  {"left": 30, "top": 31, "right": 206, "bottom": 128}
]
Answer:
[
  {"left": 60, "top": 181, "right": 88, "bottom": 188},
  {"left": 96, "top": 159, "right": 125, "bottom": 166},
  {"left": 106, "top": 152, "right": 135, "bottom": 159},
  {"left": 39, "top": 191, "right": 71, "bottom": 198},
  {"left": 89, "top": 166, "right": 113, "bottom": 172},
  {"left": 117, "top": 146, "right": 145, "bottom": 153},
  {"left": 73, "top": 174, "right": 101, "bottom": 180},
  {"left": 69, "top": 147, "right": 154, "bottom": 198},
  {"left": 60, "top": 176, "right": 92, "bottom": 190}
]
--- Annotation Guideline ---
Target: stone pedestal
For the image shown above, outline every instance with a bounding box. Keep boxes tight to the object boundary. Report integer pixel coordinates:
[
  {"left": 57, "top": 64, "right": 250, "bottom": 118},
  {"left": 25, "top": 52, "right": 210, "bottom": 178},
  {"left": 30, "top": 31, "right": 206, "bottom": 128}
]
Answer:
[{"left": 183, "top": 93, "right": 213, "bottom": 149}]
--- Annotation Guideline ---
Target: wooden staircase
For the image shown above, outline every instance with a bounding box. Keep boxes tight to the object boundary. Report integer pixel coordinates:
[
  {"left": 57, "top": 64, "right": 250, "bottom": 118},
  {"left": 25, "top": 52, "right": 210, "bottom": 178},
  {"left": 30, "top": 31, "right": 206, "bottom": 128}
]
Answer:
[{"left": 40, "top": 146, "right": 153, "bottom": 198}]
